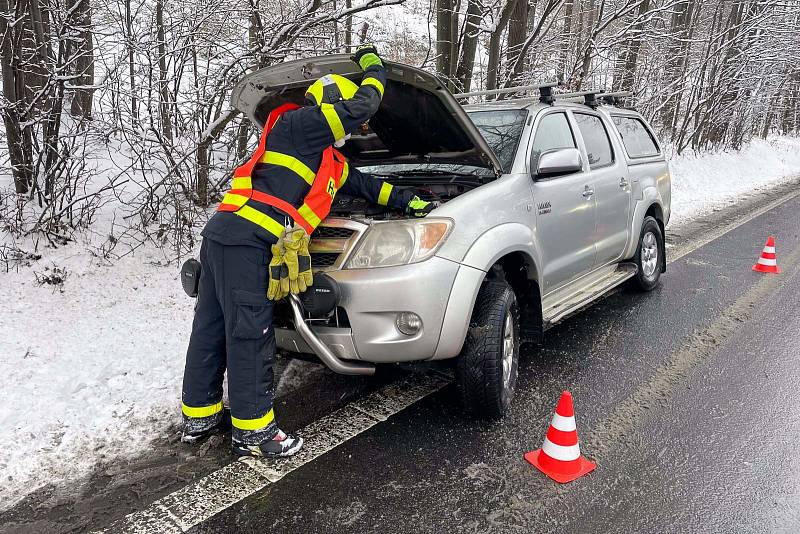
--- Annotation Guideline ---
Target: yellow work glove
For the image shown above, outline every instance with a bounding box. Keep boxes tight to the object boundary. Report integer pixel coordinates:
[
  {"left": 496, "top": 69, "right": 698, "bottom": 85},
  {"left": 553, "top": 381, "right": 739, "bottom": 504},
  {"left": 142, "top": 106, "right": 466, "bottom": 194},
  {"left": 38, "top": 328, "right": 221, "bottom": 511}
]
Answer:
[
  {"left": 280, "top": 224, "right": 313, "bottom": 295},
  {"left": 267, "top": 242, "right": 288, "bottom": 301}
]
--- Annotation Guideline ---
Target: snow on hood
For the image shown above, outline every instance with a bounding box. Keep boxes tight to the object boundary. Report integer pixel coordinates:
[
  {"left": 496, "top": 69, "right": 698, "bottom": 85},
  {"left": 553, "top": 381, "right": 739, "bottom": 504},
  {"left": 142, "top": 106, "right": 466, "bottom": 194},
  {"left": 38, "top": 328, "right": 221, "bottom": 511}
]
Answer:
[{"left": 230, "top": 54, "right": 503, "bottom": 174}]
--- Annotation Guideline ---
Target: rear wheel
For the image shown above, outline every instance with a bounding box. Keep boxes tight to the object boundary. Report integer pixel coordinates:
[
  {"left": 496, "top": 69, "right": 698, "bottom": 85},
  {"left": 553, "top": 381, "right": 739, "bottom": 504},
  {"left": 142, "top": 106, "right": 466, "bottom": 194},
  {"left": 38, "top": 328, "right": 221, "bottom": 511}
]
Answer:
[
  {"left": 633, "top": 216, "right": 663, "bottom": 291},
  {"left": 456, "top": 278, "right": 519, "bottom": 419}
]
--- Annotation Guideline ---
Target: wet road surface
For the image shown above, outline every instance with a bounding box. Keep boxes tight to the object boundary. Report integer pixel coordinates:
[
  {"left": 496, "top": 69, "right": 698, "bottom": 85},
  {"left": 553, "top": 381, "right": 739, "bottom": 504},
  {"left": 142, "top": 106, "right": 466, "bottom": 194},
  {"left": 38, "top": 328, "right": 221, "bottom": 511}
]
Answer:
[{"left": 2, "top": 181, "right": 800, "bottom": 533}]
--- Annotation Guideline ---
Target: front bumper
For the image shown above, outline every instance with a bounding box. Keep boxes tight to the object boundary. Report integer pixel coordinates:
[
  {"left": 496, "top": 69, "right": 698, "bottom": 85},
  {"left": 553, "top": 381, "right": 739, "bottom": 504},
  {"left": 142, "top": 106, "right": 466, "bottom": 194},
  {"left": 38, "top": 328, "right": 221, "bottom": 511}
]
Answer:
[{"left": 275, "top": 256, "right": 482, "bottom": 363}]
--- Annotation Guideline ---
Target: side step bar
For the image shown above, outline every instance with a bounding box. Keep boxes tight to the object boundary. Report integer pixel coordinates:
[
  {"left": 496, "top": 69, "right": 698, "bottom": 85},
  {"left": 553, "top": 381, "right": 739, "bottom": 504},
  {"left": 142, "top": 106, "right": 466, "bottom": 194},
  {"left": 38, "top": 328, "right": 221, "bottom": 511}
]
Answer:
[
  {"left": 288, "top": 294, "right": 376, "bottom": 376},
  {"left": 543, "top": 263, "right": 638, "bottom": 327}
]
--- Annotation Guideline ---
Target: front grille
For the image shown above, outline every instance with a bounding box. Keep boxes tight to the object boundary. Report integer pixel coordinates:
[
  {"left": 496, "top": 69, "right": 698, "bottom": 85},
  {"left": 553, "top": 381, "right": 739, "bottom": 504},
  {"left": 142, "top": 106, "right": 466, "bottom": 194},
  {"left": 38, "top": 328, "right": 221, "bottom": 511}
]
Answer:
[
  {"left": 311, "top": 252, "right": 340, "bottom": 268},
  {"left": 312, "top": 226, "right": 355, "bottom": 239},
  {"left": 308, "top": 220, "right": 364, "bottom": 271}
]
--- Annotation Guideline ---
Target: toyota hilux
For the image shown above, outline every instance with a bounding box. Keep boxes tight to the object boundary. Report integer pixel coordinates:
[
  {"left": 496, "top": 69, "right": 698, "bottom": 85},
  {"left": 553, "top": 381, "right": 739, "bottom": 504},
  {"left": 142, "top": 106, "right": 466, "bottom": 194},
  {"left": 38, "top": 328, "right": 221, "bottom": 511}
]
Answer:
[{"left": 224, "top": 55, "right": 670, "bottom": 419}]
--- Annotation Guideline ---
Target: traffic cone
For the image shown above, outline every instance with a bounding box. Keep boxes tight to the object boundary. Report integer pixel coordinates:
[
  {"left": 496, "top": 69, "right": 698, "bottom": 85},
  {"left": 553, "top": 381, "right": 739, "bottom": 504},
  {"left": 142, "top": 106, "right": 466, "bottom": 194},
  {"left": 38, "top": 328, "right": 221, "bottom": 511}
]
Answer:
[
  {"left": 524, "top": 391, "right": 595, "bottom": 483},
  {"left": 752, "top": 236, "right": 781, "bottom": 274}
]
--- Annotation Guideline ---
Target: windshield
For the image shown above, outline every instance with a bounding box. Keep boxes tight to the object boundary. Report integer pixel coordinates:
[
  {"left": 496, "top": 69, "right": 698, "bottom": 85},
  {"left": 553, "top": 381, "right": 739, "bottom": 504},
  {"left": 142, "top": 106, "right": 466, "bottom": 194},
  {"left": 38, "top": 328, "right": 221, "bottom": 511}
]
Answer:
[
  {"left": 357, "top": 109, "right": 527, "bottom": 178},
  {"left": 467, "top": 109, "right": 527, "bottom": 171}
]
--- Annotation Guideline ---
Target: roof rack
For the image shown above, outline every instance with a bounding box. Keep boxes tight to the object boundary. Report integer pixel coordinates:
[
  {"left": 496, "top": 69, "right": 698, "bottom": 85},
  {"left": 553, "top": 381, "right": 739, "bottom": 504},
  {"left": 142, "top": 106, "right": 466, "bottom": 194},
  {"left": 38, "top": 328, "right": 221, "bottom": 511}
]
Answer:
[
  {"left": 453, "top": 84, "right": 635, "bottom": 108},
  {"left": 543, "top": 89, "right": 635, "bottom": 108},
  {"left": 453, "top": 81, "right": 560, "bottom": 101}
]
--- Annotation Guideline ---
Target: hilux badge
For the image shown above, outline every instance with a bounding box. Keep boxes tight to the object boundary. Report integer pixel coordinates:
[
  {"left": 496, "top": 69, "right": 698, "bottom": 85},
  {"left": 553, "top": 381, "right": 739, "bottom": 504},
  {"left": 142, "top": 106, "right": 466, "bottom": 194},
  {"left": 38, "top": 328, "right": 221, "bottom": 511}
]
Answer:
[{"left": 537, "top": 201, "right": 552, "bottom": 215}]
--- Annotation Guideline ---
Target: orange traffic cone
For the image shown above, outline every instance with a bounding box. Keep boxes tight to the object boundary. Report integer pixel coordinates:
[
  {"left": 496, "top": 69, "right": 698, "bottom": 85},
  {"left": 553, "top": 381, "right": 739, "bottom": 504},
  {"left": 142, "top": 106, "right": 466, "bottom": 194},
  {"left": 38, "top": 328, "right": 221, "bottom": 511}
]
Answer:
[
  {"left": 524, "top": 391, "right": 595, "bottom": 483},
  {"left": 752, "top": 236, "right": 781, "bottom": 274}
]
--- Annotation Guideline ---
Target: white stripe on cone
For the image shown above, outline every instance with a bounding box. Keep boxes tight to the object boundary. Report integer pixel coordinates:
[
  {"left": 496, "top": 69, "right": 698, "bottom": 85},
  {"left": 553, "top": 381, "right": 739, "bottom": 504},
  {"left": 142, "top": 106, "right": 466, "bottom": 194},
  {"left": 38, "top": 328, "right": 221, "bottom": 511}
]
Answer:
[
  {"left": 763, "top": 246, "right": 775, "bottom": 254},
  {"left": 550, "top": 413, "right": 576, "bottom": 432},
  {"left": 757, "top": 258, "right": 777, "bottom": 266},
  {"left": 542, "top": 438, "right": 581, "bottom": 461}
]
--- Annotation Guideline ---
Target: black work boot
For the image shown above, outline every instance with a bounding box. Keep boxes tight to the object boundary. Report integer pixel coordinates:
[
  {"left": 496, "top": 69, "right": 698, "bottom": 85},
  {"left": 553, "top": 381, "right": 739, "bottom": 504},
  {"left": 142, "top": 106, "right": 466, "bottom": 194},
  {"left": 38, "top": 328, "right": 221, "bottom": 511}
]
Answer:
[
  {"left": 232, "top": 429, "right": 304, "bottom": 458},
  {"left": 181, "top": 408, "right": 231, "bottom": 443}
]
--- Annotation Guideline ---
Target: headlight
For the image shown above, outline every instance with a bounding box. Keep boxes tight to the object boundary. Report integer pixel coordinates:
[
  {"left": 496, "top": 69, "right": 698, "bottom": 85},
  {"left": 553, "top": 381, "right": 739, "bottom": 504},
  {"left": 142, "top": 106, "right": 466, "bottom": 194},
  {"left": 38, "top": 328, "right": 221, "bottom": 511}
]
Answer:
[{"left": 344, "top": 218, "right": 454, "bottom": 269}]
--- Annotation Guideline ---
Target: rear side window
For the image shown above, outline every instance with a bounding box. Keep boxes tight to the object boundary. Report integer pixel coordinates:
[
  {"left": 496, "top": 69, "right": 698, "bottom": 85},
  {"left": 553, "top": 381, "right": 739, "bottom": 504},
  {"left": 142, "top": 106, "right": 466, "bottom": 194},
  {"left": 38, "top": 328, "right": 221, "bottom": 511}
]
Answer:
[
  {"left": 574, "top": 113, "right": 614, "bottom": 168},
  {"left": 611, "top": 116, "right": 660, "bottom": 158},
  {"left": 530, "top": 112, "right": 576, "bottom": 173}
]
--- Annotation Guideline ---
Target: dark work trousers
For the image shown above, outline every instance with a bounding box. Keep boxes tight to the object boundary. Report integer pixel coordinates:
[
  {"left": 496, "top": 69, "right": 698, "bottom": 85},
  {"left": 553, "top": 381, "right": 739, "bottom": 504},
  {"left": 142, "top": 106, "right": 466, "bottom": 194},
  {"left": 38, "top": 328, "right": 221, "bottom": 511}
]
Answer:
[{"left": 182, "top": 238, "right": 278, "bottom": 440}]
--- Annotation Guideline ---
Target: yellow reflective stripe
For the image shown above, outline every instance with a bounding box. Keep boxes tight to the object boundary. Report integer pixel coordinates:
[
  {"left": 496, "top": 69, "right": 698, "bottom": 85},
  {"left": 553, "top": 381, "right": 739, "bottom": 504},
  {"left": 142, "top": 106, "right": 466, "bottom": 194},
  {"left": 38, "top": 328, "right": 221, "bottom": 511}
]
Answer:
[
  {"left": 361, "top": 77, "right": 385, "bottom": 97},
  {"left": 297, "top": 203, "right": 322, "bottom": 229},
  {"left": 182, "top": 401, "right": 223, "bottom": 418},
  {"left": 261, "top": 151, "right": 315, "bottom": 186},
  {"left": 339, "top": 161, "right": 349, "bottom": 187},
  {"left": 231, "top": 408, "right": 275, "bottom": 431},
  {"left": 235, "top": 205, "right": 285, "bottom": 238},
  {"left": 377, "top": 182, "right": 393, "bottom": 206},
  {"left": 221, "top": 192, "right": 249, "bottom": 207},
  {"left": 320, "top": 103, "right": 346, "bottom": 141},
  {"left": 232, "top": 176, "right": 252, "bottom": 189}
]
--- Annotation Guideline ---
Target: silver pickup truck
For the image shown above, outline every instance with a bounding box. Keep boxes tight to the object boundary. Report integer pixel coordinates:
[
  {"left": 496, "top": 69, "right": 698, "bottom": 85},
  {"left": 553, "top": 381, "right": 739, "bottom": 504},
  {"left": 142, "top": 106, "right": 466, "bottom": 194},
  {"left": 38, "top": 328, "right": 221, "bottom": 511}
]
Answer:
[{"left": 230, "top": 55, "right": 670, "bottom": 419}]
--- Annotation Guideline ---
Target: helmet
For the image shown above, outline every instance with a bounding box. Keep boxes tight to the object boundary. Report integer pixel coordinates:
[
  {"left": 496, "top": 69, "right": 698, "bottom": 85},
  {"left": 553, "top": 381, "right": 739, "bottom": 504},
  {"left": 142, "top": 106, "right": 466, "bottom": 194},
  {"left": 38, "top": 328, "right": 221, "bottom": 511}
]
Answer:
[{"left": 305, "top": 74, "right": 359, "bottom": 106}]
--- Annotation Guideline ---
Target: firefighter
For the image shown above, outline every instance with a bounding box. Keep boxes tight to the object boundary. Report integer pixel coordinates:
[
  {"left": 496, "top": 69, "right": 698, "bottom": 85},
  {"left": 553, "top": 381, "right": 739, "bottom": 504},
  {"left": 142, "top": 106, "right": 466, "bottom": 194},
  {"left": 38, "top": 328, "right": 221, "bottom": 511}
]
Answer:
[{"left": 180, "top": 45, "right": 432, "bottom": 458}]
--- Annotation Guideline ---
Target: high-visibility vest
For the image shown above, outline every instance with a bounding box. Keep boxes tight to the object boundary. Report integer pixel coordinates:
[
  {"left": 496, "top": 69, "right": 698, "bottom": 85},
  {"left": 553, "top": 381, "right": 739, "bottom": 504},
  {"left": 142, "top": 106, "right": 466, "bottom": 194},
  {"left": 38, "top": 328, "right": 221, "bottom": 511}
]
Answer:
[{"left": 217, "top": 103, "right": 348, "bottom": 237}]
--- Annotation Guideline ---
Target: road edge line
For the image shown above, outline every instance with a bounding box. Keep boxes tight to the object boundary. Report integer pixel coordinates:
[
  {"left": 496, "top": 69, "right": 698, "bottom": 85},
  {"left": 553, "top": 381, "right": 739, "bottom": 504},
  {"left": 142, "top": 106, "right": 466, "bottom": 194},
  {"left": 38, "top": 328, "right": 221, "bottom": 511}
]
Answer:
[{"left": 95, "top": 373, "right": 451, "bottom": 533}]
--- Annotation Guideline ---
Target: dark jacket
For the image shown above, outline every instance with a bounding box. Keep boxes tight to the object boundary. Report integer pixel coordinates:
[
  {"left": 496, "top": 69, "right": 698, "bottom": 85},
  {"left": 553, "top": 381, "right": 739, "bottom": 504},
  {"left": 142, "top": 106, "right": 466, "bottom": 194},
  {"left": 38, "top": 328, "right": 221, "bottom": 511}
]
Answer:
[{"left": 202, "top": 64, "right": 412, "bottom": 248}]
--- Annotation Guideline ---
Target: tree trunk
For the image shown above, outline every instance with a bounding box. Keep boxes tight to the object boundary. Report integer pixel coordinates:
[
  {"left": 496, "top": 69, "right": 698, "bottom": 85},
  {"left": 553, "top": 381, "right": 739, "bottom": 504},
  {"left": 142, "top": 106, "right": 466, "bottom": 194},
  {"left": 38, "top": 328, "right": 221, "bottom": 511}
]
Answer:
[
  {"left": 0, "top": 0, "right": 33, "bottom": 193},
  {"left": 557, "top": 0, "right": 574, "bottom": 84},
  {"left": 574, "top": 0, "right": 597, "bottom": 90},
  {"left": 506, "top": 0, "right": 528, "bottom": 68},
  {"left": 69, "top": 0, "right": 94, "bottom": 119},
  {"left": 454, "top": 0, "right": 481, "bottom": 92},
  {"left": 436, "top": 0, "right": 455, "bottom": 81},
  {"left": 486, "top": 0, "right": 518, "bottom": 92},
  {"left": 660, "top": 0, "right": 697, "bottom": 134},
  {"left": 614, "top": 0, "right": 650, "bottom": 92},
  {"left": 125, "top": 0, "right": 138, "bottom": 122},
  {"left": 156, "top": 0, "right": 173, "bottom": 144},
  {"left": 345, "top": 0, "right": 352, "bottom": 50}
]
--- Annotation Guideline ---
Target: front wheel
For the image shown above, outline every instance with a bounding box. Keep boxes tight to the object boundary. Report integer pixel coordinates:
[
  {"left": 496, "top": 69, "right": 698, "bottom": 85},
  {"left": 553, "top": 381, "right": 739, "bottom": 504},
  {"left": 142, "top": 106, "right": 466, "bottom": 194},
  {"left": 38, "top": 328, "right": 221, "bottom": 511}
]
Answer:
[
  {"left": 456, "top": 278, "right": 519, "bottom": 420},
  {"left": 632, "top": 216, "right": 664, "bottom": 291}
]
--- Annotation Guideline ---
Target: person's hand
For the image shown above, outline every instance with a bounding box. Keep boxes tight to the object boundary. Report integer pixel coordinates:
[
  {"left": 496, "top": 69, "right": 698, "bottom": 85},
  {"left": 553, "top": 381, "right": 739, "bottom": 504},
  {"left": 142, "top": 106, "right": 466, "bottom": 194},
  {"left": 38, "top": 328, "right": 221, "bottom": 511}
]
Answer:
[
  {"left": 351, "top": 44, "right": 383, "bottom": 71},
  {"left": 406, "top": 196, "right": 435, "bottom": 218}
]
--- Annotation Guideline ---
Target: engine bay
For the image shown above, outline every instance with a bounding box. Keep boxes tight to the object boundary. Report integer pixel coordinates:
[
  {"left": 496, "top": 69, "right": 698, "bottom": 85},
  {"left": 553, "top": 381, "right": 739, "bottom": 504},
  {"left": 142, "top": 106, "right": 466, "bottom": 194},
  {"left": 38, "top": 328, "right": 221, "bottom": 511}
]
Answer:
[{"left": 330, "top": 173, "right": 485, "bottom": 219}]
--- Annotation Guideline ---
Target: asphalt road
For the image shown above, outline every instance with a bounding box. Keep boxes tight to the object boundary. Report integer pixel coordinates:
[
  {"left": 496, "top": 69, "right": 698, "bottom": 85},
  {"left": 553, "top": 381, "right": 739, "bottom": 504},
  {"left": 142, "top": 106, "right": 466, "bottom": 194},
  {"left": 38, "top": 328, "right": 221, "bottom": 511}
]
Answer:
[{"left": 2, "top": 181, "right": 800, "bottom": 534}]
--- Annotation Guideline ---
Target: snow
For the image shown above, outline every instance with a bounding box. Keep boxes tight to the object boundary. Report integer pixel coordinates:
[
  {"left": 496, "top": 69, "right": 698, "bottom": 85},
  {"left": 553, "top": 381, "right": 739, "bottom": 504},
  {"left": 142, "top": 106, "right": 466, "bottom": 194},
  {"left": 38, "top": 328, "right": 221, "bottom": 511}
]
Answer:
[
  {"left": 1, "top": 135, "right": 800, "bottom": 511},
  {"left": 667, "top": 136, "right": 800, "bottom": 227}
]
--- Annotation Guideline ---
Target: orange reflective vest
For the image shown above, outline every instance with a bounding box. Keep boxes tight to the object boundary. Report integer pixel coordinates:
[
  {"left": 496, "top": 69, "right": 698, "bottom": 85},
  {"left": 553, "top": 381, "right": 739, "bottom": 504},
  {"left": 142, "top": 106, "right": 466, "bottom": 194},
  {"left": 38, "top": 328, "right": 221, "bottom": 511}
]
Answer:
[{"left": 217, "top": 103, "right": 348, "bottom": 237}]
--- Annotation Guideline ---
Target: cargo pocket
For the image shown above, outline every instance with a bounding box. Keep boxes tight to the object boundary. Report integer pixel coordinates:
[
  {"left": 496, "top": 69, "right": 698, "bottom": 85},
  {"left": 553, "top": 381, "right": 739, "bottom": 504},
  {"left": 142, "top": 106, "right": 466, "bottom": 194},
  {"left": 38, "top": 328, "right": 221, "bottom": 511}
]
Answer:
[{"left": 232, "top": 289, "right": 273, "bottom": 339}]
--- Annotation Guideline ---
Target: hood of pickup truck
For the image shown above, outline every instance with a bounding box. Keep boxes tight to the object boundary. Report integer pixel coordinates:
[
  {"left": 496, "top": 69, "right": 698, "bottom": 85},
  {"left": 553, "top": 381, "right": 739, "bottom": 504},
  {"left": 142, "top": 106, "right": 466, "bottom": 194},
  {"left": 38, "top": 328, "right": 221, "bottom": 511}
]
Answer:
[{"left": 230, "top": 54, "right": 503, "bottom": 174}]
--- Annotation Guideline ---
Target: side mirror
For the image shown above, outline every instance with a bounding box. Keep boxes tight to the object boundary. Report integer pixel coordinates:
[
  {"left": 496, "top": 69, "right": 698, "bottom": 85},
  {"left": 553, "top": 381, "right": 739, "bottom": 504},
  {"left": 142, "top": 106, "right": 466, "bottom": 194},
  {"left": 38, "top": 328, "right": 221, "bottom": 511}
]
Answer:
[{"left": 534, "top": 147, "right": 583, "bottom": 178}]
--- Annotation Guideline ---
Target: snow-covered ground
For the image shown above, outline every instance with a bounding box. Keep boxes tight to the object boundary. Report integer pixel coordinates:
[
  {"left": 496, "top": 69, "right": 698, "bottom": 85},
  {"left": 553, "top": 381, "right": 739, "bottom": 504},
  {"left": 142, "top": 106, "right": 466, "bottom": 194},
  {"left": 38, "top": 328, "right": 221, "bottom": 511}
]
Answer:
[
  {"left": 1, "top": 135, "right": 800, "bottom": 511},
  {"left": 668, "top": 136, "right": 800, "bottom": 227}
]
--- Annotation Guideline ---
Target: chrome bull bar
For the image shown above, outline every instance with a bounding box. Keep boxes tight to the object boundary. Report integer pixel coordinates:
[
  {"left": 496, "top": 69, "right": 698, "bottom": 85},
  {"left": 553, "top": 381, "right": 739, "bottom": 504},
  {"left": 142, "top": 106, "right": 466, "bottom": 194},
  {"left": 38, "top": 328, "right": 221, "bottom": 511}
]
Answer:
[{"left": 288, "top": 294, "right": 375, "bottom": 376}]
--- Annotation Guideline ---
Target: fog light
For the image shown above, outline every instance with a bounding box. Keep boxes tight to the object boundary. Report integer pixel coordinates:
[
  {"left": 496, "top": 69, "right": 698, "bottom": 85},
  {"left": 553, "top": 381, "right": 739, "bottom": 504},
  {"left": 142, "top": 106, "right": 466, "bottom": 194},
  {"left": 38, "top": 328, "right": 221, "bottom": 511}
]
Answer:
[{"left": 396, "top": 312, "right": 422, "bottom": 335}]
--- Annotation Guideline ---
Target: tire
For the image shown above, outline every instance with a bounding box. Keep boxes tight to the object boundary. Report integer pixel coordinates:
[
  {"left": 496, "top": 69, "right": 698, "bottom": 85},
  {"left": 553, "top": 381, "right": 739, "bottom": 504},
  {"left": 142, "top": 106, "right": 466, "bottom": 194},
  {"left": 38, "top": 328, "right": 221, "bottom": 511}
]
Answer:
[
  {"left": 632, "top": 216, "right": 663, "bottom": 291},
  {"left": 456, "top": 278, "right": 519, "bottom": 420}
]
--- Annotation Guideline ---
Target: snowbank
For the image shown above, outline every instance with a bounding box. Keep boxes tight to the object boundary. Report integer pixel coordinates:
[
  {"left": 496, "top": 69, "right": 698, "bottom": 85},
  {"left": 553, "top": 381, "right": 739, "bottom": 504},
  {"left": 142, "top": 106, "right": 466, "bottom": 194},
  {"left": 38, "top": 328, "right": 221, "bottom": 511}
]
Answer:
[
  {"left": 1, "top": 135, "right": 800, "bottom": 511},
  {"left": 668, "top": 136, "right": 800, "bottom": 227}
]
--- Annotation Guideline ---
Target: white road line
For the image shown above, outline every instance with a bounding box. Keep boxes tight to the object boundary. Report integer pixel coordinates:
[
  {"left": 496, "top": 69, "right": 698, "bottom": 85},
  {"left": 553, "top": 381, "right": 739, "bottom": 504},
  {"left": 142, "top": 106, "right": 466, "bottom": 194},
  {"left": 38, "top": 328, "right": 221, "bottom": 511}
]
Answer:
[
  {"left": 97, "top": 188, "right": 800, "bottom": 533},
  {"left": 95, "top": 372, "right": 451, "bottom": 533}
]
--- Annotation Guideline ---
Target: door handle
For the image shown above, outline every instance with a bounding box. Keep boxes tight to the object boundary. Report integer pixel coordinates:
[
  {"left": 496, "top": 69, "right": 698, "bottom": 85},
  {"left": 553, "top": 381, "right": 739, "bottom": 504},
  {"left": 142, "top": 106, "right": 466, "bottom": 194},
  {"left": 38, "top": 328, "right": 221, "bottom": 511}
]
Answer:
[
  {"left": 582, "top": 186, "right": 594, "bottom": 198},
  {"left": 619, "top": 177, "right": 629, "bottom": 188}
]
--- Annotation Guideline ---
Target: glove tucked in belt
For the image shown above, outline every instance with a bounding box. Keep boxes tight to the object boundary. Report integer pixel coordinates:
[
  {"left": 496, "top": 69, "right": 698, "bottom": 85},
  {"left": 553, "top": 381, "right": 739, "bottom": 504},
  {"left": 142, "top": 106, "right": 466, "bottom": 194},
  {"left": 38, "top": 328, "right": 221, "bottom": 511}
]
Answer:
[
  {"left": 280, "top": 224, "right": 314, "bottom": 295},
  {"left": 267, "top": 241, "right": 288, "bottom": 301}
]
